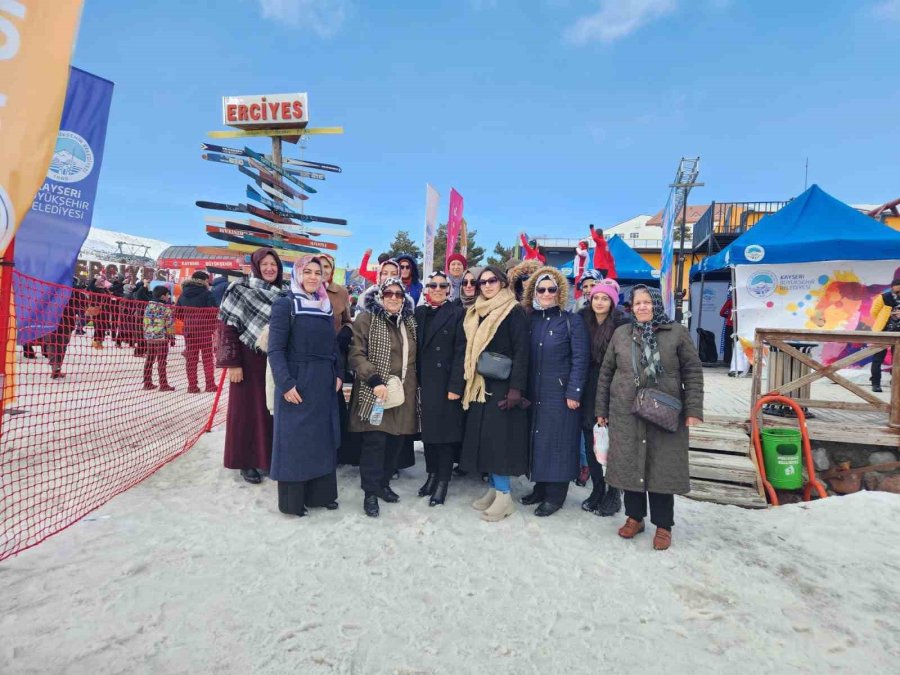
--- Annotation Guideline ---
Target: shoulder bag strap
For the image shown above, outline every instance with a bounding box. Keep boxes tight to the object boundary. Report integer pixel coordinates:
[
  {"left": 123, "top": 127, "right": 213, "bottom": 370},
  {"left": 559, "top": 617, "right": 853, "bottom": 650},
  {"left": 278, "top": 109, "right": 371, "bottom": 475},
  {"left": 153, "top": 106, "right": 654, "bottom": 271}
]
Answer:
[{"left": 630, "top": 339, "right": 641, "bottom": 387}]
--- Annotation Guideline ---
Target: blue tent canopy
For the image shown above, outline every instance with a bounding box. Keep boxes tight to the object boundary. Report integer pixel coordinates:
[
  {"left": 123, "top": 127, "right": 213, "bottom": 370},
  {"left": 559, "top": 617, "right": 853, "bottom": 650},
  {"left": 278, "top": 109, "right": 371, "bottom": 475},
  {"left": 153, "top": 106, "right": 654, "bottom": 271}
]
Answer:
[
  {"left": 607, "top": 234, "right": 658, "bottom": 282},
  {"left": 690, "top": 185, "right": 900, "bottom": 279}
]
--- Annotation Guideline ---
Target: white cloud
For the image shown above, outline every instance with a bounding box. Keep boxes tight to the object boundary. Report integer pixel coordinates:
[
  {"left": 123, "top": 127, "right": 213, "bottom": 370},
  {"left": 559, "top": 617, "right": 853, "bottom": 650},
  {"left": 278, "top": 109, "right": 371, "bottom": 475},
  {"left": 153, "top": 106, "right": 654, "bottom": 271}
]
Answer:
[
  {"left": 873, "top": 0, "right": 900, "bottom": 20},
  {"left": 257, "top": 0, "right": 350, "bottom": 37},
  {"left": 564, "top": 0, "right": 678, "bottom": 45}
]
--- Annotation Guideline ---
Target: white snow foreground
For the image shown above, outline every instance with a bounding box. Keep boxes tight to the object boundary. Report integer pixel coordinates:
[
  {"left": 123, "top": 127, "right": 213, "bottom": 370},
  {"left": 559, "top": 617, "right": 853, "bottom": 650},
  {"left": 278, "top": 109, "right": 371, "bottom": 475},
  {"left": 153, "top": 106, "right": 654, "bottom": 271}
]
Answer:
[{"left": 2, "top": 430, "right": 899, "bottom": 674}]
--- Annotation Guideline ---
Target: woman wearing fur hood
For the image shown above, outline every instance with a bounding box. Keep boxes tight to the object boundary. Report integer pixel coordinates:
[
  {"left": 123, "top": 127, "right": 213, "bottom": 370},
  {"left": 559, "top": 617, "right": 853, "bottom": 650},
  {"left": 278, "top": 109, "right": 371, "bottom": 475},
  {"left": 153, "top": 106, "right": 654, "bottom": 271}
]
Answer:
[
  {"left": 348, "top": 277, "right": 419, "bottom": 518},
  {"left": 520, "top": 266, "right": 590, "bottom": 516}
]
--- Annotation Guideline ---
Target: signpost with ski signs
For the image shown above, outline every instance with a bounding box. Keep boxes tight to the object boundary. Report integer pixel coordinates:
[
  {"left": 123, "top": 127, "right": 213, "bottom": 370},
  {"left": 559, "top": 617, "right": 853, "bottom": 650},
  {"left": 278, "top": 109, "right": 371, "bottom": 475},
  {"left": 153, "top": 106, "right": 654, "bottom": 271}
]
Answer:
[{"left": 199, "top": 93, "right": 349, "bottom": 261}]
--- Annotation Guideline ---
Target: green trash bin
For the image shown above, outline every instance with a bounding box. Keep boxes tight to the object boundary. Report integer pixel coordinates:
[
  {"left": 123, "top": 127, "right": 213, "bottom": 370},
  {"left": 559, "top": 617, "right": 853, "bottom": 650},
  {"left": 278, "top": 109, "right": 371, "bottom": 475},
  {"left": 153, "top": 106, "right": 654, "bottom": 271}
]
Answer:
[{"left": 761, "top": 428, "right": 803, "bottom": 490}]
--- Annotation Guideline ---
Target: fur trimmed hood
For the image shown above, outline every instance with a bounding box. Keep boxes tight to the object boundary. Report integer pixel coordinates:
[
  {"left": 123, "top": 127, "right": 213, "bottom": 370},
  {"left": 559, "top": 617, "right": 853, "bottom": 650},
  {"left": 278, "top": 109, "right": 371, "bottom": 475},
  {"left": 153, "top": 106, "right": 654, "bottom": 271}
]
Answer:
[
  {"left": 507, "top": 259, "right": 543, "bottom": 300},
  {"left": 522, "top": 266, "right": 569, "bottom": 310}
]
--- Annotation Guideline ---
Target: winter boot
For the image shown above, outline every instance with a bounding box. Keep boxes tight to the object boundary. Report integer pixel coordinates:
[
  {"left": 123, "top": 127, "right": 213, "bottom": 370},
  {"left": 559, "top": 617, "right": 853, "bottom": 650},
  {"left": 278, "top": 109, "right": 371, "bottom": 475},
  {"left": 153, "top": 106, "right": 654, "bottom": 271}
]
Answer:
[
  {"left": 597, "top": 487, "right": 622, "bottom": 517},
  {"left": 481, "top": 491, "right": 515, "bottom": 522},
  {"left": 472, "top": 487, "right": 496, "bottom": 511},
  {"left": 418, "top": 473, "right": 438, "bottom": 497},
  {"left": 429, "top": 481, "right": 449, "bottom": 507},
  {"left": 581, "top": 484, "right": 605, "bottom": 513}
]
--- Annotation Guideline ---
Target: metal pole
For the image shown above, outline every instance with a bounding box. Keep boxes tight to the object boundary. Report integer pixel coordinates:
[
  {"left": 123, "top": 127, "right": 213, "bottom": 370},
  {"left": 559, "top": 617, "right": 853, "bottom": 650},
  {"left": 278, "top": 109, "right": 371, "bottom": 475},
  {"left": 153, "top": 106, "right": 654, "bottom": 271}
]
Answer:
[
  {"left": 674, "top": 190, "right": 689, "bottom": 321},
  {"left": 0, "top": 239, "right": 16, "bottom": 437}
]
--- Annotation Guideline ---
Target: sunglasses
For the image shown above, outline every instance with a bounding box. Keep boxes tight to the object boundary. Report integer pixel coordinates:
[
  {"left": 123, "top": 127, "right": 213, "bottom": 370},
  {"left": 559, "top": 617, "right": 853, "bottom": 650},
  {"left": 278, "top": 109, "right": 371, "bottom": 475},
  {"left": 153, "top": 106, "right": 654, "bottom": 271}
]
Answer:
[
  {"left": 478, "top": 277, "right": 500, "bottom": 287},
  {"left": 536, "top": 286, "right": 558, "bottom": 295},
  {"left": 426, "top": 282, "right": 450, "bottom": 289},
  {"left": 382, "top": 290, "right": 405, "bottom": 299},
  {"left": 461, "top": 279, "right": 478, "bottom": 287},
  {"left": 398, "top": 263, "right": 412, "bottom": 269}
]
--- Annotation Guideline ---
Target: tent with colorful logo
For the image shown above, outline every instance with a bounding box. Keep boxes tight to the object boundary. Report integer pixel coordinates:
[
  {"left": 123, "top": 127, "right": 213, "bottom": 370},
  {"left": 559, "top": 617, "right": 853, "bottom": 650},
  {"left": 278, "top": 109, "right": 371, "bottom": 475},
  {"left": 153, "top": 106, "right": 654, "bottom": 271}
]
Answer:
[{"left": 689, "top": 185, "right": 900, "bottom": 370}]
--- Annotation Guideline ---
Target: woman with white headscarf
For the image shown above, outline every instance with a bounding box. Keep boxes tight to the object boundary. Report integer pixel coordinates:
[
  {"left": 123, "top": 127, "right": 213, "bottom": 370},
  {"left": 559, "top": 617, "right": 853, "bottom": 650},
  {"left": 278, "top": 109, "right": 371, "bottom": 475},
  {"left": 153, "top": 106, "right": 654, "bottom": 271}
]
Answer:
[{"left": 267, "top": 256, "right": 343, "bottom": 517}]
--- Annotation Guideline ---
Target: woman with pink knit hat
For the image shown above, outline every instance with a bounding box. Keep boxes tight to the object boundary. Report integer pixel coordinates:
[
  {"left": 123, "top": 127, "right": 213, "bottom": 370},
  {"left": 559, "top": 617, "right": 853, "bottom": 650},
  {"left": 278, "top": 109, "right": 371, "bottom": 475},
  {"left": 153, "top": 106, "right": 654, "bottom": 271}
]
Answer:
[{"left": 578, "top": 281, "right": 629, "bottom": 516}]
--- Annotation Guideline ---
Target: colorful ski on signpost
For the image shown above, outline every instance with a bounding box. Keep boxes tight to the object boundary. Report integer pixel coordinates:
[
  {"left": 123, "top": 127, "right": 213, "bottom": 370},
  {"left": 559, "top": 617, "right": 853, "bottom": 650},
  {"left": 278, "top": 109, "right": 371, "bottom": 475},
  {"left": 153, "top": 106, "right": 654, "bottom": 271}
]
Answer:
[
  {"left": 238, "top": 162, "right": 307, "bottom": 200},
  {"left": 243, "top": 146, "right": 317, "bottom": 194},
  {"left": 284, "top": 158, "right": 342, "bottom": 174},
  {"left": 197, "top": 200, "right": 348, "bottom": 227},
  {"left": 203, "top": 215, "right": 352, "bottom": 238}
]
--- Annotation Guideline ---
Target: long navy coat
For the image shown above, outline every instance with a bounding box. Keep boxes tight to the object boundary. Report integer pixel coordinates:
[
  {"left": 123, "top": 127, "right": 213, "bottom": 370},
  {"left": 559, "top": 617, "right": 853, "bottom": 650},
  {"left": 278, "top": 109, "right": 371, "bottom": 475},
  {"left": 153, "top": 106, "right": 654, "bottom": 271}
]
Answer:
[
  {"left": 414, "top": 302, "right": 467, "bottom": 444},
  {"left": 267, "top": 295, "right": 341, "bottom": 483},
  {"left": 527, "top": 306, "right": 590, "bottom": 483}
]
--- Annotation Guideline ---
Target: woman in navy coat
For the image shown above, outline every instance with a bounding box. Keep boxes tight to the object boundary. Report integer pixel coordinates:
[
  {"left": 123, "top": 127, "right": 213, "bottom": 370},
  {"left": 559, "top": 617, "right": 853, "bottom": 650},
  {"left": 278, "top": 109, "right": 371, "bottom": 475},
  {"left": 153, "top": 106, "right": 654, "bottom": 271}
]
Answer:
[
  {"left": 414, "top": 271, "right": 467, "bottom": 506},
  {"left": 267, "top": 256, "right": 343, "bottom": 517},
  {"left": 521, "top": 267, "right": 589, "bottom": 516}
]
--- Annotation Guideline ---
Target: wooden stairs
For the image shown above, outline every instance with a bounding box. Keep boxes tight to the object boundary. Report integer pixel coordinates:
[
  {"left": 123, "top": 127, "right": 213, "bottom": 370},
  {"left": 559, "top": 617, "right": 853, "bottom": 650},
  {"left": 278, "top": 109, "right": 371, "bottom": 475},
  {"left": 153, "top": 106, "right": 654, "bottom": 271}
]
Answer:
[{"left": 687, "top": 415, "right": 768, "bottom": 509}]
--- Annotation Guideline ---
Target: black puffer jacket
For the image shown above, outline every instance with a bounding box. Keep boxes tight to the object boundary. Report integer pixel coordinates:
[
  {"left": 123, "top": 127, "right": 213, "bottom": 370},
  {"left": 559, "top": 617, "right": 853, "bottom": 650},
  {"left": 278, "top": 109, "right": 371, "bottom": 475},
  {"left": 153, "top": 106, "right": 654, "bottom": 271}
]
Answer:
[{"left": 176, "top": 279, "right": 217, "bottom": 336}]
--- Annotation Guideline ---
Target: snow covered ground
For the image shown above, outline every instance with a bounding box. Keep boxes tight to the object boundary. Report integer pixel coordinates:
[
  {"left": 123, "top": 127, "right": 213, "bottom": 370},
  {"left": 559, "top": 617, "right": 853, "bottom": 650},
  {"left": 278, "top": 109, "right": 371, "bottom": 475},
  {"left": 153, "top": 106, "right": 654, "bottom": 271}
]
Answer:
[
  {"left": 2, "top": 431, "right": 899, "bottom": 674},
  {"left": 80, "top": 227, "right": 171, "bottom": 260}
]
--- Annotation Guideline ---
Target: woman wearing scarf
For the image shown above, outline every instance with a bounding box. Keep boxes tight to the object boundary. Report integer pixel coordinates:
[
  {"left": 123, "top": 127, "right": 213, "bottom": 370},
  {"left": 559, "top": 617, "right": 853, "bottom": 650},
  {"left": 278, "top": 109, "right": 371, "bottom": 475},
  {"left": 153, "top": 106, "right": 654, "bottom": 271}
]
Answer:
[
  {"left": 454, "top": 267, "right": 482, "bottom": 309},
  {"left": 579, "top": 281, "right": 630, "bottom": 516},
  {"left": 595, "top": 285, "right": 704, "bottom": 550},
  {"left": 267, "top": 257, "right": 343, "bottom": 516},
  {"left": 460, "top": 266, "right": 530, "bottom": 522},
  {"left": 217, "top": 247, "right": 284, "bottom": 484},
  {"left": 446, "top": 253, "right": 467, "bottom": 301},
  {"left": 414, "top": 271, "right": 467, "bottom": 506},
  {"left": 348, "top": 277, "right": 419, "bottom": 518},
  {"left": 521, "top": 267, "right": 589, "bottom": 517}
]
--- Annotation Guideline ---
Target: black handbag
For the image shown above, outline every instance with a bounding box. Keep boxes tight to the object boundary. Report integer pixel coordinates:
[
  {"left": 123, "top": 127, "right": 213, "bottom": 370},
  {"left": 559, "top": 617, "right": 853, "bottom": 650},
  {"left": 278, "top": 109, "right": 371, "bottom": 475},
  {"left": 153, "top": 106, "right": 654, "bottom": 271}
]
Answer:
[
  {"left": 477, "top": 351, "right": 513, "bottom": 380},
  {"left": 630, "top": 341, "right": 682, "bottom": 433}
]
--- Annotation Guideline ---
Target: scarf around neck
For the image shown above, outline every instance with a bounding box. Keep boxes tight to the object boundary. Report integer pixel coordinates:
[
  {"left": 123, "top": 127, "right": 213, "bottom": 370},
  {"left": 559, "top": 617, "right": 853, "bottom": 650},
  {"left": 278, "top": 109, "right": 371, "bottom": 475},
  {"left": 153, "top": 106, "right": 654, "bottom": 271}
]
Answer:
[
  {"left": 218, "top": 276, "right": 282, "bottom": 350},
  {"left": 462, "top": 287, "right": 517, "bottom": 409},
  {"left": 631, "top": 285, "right": 674, "bottom": 383}
]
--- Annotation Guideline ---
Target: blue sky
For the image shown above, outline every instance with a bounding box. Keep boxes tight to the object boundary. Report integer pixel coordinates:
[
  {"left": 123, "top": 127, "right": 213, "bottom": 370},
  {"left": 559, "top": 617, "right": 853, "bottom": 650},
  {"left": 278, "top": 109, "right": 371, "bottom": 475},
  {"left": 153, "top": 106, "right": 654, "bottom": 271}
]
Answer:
[{"left": 74, "top": 0, "right": 900, "bottom": 266}]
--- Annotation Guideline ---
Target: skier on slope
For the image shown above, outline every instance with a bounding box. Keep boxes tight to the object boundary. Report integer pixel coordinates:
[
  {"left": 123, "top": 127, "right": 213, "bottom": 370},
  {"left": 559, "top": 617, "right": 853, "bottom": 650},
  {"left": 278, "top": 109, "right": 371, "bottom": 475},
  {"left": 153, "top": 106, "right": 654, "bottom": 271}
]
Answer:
[{"left": 589, "top": 224, "right": 617, "bottom": 280}]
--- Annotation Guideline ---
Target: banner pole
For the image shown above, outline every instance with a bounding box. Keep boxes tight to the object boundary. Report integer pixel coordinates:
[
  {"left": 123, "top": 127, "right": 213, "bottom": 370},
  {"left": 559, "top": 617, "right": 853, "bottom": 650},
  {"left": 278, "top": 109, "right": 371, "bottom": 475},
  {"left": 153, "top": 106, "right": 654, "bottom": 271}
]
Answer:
[{"left": 0, "top": 239, "right": 17, "bottom": 436}]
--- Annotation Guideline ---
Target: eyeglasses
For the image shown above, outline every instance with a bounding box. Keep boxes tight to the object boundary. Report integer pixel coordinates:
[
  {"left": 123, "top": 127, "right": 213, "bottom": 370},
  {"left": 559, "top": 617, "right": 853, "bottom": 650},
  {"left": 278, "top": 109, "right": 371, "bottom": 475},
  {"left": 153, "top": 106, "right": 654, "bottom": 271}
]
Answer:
[
  {"left": 536, "top": 286, "right": 558, "bottom": 295},
  {"left": 426, "top": 282, "right": 450, "bottom": 289},
  {"left": 461, "top": 279, "right": 478, "bottom": 287},
  {"left": 399, "top": 263, "right": 412, "bottom": 270},
  {"left": 382, "top": 291, "right": 405, "bottom": 299},
  {"left": 478, "top": 277, "right": 500, "bottom": 287}
]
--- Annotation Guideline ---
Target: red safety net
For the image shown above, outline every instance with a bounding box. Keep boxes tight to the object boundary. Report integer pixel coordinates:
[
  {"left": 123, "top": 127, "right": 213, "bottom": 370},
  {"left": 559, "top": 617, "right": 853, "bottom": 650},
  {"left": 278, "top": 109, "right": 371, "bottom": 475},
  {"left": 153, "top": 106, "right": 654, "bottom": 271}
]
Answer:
[{"left": 0, "top": 271, "right": 227, "bottom": 561}]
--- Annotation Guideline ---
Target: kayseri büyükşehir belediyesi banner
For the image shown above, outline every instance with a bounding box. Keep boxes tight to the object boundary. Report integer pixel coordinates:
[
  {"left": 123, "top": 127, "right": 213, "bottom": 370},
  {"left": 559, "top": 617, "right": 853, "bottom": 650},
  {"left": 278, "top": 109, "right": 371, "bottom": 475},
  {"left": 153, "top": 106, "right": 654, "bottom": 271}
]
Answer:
[
  {"left": 14, "top": 67, "right": 114, "bottom": 343},
  {"left": 0, "top": 1, "right": 85, "bottom": 256},
  {"left": 734, "top": 259, "right": 900, "bottom": 367}
]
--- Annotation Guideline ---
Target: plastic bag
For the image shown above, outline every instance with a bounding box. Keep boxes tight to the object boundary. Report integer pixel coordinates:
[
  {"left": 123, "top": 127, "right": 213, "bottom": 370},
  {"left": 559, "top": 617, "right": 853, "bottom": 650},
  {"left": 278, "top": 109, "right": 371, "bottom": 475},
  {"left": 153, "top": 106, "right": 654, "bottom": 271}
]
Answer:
[{"left": 593, "top": 424, "right": 609, "bottom": 465}]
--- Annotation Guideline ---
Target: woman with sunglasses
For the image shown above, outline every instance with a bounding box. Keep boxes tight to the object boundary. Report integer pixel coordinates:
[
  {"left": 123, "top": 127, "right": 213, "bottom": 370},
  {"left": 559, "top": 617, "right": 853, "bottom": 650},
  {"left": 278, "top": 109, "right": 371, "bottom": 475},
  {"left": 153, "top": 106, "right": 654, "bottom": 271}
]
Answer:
[
  {"left": 348, "top": 277, "right": 419, "bottom": 518},
  {"left": 414, "top": 271, "right": 467, "bottom": 505},
  {"left": 267, "top": 257, "right": 343, "bottom": 516},
  {"left": 520, "top": 267, "right": 589, "bottom": 516},
  {"left": 460, "top": 266, "right": 530, "bottom": 522},
  {"left": 455, "top": 267, "right": 482, "bottom": 309}
]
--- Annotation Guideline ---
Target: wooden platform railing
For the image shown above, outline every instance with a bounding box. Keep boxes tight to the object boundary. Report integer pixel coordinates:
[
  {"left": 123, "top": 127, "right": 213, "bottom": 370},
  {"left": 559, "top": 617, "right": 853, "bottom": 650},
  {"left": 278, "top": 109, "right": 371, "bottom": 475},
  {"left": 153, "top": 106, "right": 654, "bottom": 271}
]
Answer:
[{"left": 751, "top": 328, "right": 900, "bottom": 428}]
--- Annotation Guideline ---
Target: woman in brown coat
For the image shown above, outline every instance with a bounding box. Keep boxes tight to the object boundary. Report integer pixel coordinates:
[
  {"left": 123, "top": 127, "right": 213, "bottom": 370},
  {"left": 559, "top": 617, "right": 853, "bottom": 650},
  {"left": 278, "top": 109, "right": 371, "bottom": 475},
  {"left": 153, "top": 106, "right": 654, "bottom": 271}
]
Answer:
[
  {"left": 595, "top": 285, "right": 703, "bottom": 551},
  {"left": 348, "top": 277, "right": 419, "bottom": 518}
]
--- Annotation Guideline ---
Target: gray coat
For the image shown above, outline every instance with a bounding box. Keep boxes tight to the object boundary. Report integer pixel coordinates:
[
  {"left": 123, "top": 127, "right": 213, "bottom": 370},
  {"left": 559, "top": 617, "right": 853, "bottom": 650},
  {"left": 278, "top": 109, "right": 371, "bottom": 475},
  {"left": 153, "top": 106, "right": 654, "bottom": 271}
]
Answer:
[
  {"left": 348, "top": 308, "right": 419, "bottom": 437},
  {"left": 595, "top": 322, "right": 704, "bottom": 495}
]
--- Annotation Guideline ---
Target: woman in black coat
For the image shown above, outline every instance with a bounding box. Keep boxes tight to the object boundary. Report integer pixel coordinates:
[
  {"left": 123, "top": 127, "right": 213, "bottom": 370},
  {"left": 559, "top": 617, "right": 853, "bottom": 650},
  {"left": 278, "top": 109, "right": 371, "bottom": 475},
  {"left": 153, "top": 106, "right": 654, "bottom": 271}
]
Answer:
[
  {"left": 414, "top": 271, "right": 467, "bottom": 506},
  {"left": 579, "top": 281, "right": 630, "bottom": 516},
  {"left": 460, "top": 266, "right": 530, "bottom": 522}
]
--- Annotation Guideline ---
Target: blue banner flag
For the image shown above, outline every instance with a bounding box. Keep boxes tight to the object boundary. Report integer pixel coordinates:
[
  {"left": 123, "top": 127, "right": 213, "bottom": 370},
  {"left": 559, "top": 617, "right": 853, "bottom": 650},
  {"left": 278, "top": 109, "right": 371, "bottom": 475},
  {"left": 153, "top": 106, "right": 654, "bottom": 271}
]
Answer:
[{"left": 14, "top": 67, "right": 114, "bottom": 343}]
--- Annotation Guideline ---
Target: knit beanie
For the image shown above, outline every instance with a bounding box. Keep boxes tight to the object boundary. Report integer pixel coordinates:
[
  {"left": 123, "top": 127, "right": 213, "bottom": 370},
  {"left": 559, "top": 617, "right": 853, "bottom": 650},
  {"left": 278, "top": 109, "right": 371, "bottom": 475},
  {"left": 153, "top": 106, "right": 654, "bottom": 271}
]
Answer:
[
  {"left": 589, "top": 282, "right": 619, "bottom": 307},
  {"left": 447, "top": 253, "right": 467, "bottom": 271}
]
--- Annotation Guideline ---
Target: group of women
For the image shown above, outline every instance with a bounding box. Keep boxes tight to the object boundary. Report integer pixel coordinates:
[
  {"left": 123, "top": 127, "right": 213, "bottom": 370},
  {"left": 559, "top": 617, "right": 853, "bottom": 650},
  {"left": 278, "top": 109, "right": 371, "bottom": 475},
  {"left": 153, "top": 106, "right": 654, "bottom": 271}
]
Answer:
[{"left": 215, "top": 246, "right": 704, "bottom": 551}]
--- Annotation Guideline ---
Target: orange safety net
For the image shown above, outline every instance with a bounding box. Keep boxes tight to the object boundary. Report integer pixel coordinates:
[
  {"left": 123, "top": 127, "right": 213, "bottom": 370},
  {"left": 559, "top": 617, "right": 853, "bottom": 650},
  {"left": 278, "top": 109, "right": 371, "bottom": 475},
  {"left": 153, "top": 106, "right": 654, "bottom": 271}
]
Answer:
[{"left": 0, "top": 271, "right": 227, "bottom": 560}]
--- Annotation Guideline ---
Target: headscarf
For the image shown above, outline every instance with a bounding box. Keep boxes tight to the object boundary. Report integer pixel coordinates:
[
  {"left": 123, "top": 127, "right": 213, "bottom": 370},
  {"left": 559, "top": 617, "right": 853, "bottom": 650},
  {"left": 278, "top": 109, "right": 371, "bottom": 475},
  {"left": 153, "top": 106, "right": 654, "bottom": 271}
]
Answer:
[
  {"left": 459, "top": 267, "right": 483, "bottom": 308},
  {"left": 424, "top": 271, "right": 450, "bottom": 308},
  {"left": 218, "top": 248, "right": 283, "bottom": 349},
  {"left": 579, "top": 269, "right": 603, "bottom": 288},
  {"left": 378, "top": 258, "right": 400, "bottom": 283},
  {"left": 531, "top": 273, "right": 557, "bottom": 311},
  {"left": 317, "top": 252, "right": 336, "bottom": 284},
  {"left": 377, "top": 277, "right": 407, "bottom": 317},
  {"left": 290, "top": 255, "right": 332, "bottom": 317},
  {"left": 630, "top": 284, "right": 674, "bottom": 383}
]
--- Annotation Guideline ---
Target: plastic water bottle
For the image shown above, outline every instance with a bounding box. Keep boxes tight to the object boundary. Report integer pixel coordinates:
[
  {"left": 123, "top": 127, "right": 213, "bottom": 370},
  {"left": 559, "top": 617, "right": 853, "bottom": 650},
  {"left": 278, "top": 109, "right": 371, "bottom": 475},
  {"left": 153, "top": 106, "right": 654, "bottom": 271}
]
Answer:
[{"left": 369, "top": 399, "right": 384, "bottom": 426}]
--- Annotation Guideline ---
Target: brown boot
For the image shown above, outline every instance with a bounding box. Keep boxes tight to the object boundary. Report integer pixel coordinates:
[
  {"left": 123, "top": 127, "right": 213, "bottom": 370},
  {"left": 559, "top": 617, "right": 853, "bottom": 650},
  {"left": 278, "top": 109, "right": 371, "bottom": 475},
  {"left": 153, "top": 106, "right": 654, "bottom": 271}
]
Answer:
[
  {"left": 653, "top": 527, "right": 672, "bottom": 551},
  {"left": 617, "top": 517, "right": 645, "bottom": 539}
]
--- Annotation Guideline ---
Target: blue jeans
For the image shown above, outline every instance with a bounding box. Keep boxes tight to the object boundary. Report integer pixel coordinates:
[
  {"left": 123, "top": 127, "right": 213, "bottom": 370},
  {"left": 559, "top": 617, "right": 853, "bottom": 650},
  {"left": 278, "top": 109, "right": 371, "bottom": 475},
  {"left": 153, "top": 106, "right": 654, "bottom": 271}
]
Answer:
[
  {"left": 489, "top": 474, "right": 510, "bottom": 493},
  {"left": 580, "top": 434, "right": 589, "bottom": 468}
]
